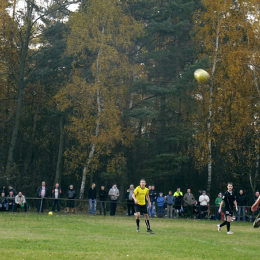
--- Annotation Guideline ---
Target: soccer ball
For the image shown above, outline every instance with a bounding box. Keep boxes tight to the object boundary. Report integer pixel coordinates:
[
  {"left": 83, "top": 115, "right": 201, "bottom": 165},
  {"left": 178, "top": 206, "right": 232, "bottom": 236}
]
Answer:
[
  {"left": 48, "top": 211, "right": 53, "bottom": 215},
  {"left": 194, "top": 69, "right": 210, "bottom": 83}
]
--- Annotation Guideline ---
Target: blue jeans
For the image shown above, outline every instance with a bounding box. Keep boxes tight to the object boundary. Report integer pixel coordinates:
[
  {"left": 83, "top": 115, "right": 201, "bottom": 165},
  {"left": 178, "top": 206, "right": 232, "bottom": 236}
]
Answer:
[
  {"left": 150, "top": 202, "right": 156, "bottom": 216},
  {"left": 237, "top": 206, "right": 245, "bottom": 221},
  {"left": 216, "top": 206, "right": 221, "bottom": 220},
  {"left": 89, "top": 199, "right": 96, "bottom": 214},
  {"left": 158, "top": 206, "right": 163, "bottom": 217},
  {"left": 100, "top": 201, "right": 106, "bottom": 216},
  {"left": 52, "top": 200, "right": 61, "bottom": 212},
  {"left": 0, "top": 203, "right": 8, "bottom": 210}
]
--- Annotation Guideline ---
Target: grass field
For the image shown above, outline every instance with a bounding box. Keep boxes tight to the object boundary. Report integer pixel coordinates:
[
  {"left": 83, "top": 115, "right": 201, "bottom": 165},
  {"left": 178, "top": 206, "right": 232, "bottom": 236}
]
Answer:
[{"left": 0, "top": 213, "right": 259, "bottom": 259}]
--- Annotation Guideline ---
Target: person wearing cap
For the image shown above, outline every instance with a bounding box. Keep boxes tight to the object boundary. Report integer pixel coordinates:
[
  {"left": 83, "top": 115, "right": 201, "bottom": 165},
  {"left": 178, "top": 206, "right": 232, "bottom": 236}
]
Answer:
[
  {"left": 157, "top": 192, "right": 165, "bottom": 217},
  {"left": 215, "top": 192, "right": 222, "bottom": 220},
  {"left": 199, "top": 190, "right": 210, "bottom": 219}
]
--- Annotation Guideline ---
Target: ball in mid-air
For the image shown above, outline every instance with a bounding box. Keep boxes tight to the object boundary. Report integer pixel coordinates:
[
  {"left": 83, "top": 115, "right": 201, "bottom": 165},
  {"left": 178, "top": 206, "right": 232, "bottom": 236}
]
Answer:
[
  {"left": 48, "top": 211, "right": 53, "bottom": 215},
  {"left": 194, "top": 69, "right": 210, "bottom": 83}
]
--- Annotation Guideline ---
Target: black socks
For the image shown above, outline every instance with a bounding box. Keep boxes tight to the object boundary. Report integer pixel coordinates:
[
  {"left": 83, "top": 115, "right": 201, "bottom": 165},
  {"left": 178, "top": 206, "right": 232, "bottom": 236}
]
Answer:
[
  {"left": 136, "top": 219, "right": 140, "bottom": 228},
  {"left": 145, "top": 219, "right": 150, "bottom": 230},
  {"left": 227, "top": 222, "right": 230, "bottom": 232}
]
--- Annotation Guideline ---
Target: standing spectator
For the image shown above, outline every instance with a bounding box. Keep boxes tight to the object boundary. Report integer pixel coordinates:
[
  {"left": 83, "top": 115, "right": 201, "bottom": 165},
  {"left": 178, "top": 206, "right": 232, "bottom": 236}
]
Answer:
[
  {"left": 14, "top": 192, "right": 27, "bottom": 212},
  {"left": 88, "top": 183, "right": 97, "bottom": 215},
  {"left": 199, "top": 191, "right": 210, "bottom": 219},
  {"left": 36, "top": 181, "right": 48, "bottom": 213},
  {"left": 67, "top": 185, "right": 76, "bottom": 213},
  {"left": 183, "top": 189, "right": 195, "bottom": 219},
  {"left": 157, "top": 192, "right": 164, "bottom": 217},
  {"left": 252, "top": 191, "right": 260, "bottom": 220},
  {"left": 147, "top": 185, "right": 152, "bottom": 214},
  {"left": 0, "top": 185, "right": 8, "bottom": 196},
  {"left": 51, "top": 183, "right": 62, "bottom": 213},
  {"left": 174, "top": 188, "right": 183, "bottom": 218},
  {"left": 8, "top": 185, "right": 17, "bottom": 196},
  {"left": 236, "top": 190, "right": 246, "bottom": 221},
  {"left": 165, "top": 191, "right": 175, "bottom": 218},
  {"left": 149, "top": 185, "right": 157, "bottom": 217},
  {"left": 7, "top": 191, "right": 16, "bottom": 212},
  {"left": 0, "top": 192, "right": 8, "bottom": 211},
  {"left": 215, "top": 193, "right": 222, "bottom": 220},
  {"left": 126, "top": 184, "right": 135, "bottom": 216},
  {"left": 108, "top": 184, "right": 120, "bottom": 216},
  {"left": 99, "top": 186, "right": 108, "bottom": 216}
]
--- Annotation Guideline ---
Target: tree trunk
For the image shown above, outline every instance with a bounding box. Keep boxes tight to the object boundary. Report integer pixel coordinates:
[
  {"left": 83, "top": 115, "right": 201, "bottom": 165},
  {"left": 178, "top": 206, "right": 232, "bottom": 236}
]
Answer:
[
  {"left": 54, "top": 115, "right": 64, "bottom": 186},
  {"left": 79, "top": 22, "right": 105, "bottom": 199},
  {"left": 6, "top": 0, "right": 33, "bottom": 181},
  {"left": 207, "top": 0, "right": 226, "bottom": 197}
]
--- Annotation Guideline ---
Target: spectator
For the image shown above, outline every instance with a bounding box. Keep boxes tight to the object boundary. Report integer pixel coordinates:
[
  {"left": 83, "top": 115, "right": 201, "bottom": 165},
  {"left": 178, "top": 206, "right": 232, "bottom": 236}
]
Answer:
[
  {"left": 36, "top": 181, "right": 48, "bottom": 213},
  {"left": 0, "top": 185, "right": 8, "bottom": 196},
  {"left": 174, "top": 188, "right": 183, "bottom": 218},
  {"left": 237, "top": 189, "right": 246, "bottom": 222},
  {"left": 0, "top": 192, "right": 8, "bottom": 211},
  {"left": 183, "top": 189, "right": 195, "bottom": 219},
  {"left": 149, "top": 185, "right": 157, "bottom": 217},
  {"left": 88, "top": 183, "right": 97, "bottom": 215},
  {"left": 199, "top": 191, "right": 210, "bottom": 219},
  {"left": 8, "top": 185, "right": 17, "bottom": 196},
  {"left": 165, "top": 191, "right": 175, "bottom": 218},
  {"left": 7, "top": 191, "right": 16, "bottom": 212},
  {"left": 147, "top": 185, "right": 152, "bottom": 214},
  {"left": 99, "top": 186, "right": 108, "bottom": 216},
  {"left": 215, "top": 193, "right": 222, "bottom": 221},
  {"left": 252, "top": 191, "right": 260, "bottom": 220},
  {"left": 157, "top": 192, "right": 164, "bottom": 217},
  {"left": 67, "top": 185, "right": 76, "bottom": 213},
  {"left": 51, "top": 183, "right": 62, "bottom": 213},
  {"left": 108, "top": 184, "right": 120, "bottom": 216},
  {"left": 126, "top": 184, "right": 135, "bottom": 216},
  {"left": 14, "top": 192, "right": 27, "bottom": 212}
]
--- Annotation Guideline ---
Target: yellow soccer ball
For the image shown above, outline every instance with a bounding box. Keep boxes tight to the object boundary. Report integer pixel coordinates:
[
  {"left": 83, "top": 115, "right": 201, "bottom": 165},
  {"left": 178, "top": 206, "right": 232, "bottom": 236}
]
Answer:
[
  {"left": 194, "top": 69, "right": 210, "bottom": 83},
  {"left": 48, "top": 211, "right": 53, "bottom": 216}
]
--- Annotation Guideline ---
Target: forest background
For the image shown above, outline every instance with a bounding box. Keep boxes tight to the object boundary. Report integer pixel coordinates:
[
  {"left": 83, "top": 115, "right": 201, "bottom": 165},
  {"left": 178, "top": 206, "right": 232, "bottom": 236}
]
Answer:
[{"left": 1, "top": 0, "right": 260, "bottom": 203}]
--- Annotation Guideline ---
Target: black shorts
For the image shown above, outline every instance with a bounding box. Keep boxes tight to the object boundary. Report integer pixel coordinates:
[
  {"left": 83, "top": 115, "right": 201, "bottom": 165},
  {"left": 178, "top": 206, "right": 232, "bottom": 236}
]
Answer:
[
  {"left": 224, "top": 210, "right": 233, "bottom": 217},
  {"left": 135, "top": 204, "right": 148, "bottom": 215}
]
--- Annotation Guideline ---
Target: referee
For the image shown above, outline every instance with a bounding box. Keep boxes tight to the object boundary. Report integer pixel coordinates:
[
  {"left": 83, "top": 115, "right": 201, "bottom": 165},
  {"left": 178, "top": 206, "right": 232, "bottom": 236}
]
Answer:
[
  {"left": 132, "top": 179, "right": 154, "bottom": 234},
  {"left": 217, "top": 182, "right": 238, "bottom": 234}
]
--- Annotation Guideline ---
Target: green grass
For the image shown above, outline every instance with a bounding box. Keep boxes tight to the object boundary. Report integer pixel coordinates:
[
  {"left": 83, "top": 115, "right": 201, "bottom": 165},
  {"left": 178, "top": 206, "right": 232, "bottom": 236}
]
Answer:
[{"left": 0, "top": 213, "right": 258, "bottom": 259}]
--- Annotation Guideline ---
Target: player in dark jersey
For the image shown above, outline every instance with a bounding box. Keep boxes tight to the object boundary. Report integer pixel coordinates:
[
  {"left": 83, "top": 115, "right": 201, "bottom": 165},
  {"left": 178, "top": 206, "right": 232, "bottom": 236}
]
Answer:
[{"left": 217, "top": 182, "right": 238, "bottom": 234}]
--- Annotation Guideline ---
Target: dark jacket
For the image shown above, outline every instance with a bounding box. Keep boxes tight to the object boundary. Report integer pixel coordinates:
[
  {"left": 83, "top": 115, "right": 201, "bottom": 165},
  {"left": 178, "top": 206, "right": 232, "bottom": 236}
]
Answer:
[
  {"left": 236, "top": 193, "right": 247, "bottom": 206},
  {"left": 8, "top": 187, "right": 17, "bottom": 196},
  {"left": 0, "top": 196, "right": 7, "bottom": 203},
  {"left": 126, "top": 188, "right": 135, "bottom": 202},
  {"left": 149, "top": 190, "right": 157, "bottom": 203},
  {"left": 88, "top": 187, "right": 97, "bottom": 200},
  {"left": 0, "top": 185, "right": 8, "bottom": 196},
  {"left": 7, "top": 194, "right": 15, "bottom": 204},
  {"left": 67, "top": 189, "right": 76, "bottom": 199},
  {"left": 51, "top": 187, "right": 63, "bottom": 199},
  {"left": 99, "top": 189, "right": 108, "bottom": 201},
  {"left": 36, "top": 186, "right": 48, "bottom": 198}
]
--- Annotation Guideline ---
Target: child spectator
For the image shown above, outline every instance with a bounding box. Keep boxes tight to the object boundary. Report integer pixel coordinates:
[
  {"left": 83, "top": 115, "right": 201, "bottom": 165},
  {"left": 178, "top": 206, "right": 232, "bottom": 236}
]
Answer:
[
  {"left": 0, "top": 192, "right": 8, "bottom": 211},
  {"left": 7, "top": 191, "right": 16, "bottom": 212},
  {"left": 157, "top": 192, "right": 164, "bottom": 217},
  {"left": 14, "top": 192, "right": 27, "bottom": 212},
  {"left": 165, "top": 191, "right": 175, "bottom": 218},
  {"left": 215, "top": 193, "right": 222, "bottom": 220},
  {"left": 67, "top": 185, "right": 76, "bottom": 213}
]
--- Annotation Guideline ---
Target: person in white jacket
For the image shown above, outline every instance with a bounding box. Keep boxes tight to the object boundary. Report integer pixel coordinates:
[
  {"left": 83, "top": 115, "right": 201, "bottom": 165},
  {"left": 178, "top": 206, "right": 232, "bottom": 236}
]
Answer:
[
  {"left": 14, "top": 192, "right": 27, "bottom": 212},
  {"left": 199, "top": 191, "right": 209, "bottom": 219}
]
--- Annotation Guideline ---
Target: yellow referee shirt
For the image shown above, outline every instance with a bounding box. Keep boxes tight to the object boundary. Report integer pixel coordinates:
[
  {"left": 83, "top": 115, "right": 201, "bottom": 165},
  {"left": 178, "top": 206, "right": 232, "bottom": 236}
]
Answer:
[{"left": 133, "top": 186, "right": 149, "bottom": 206}]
